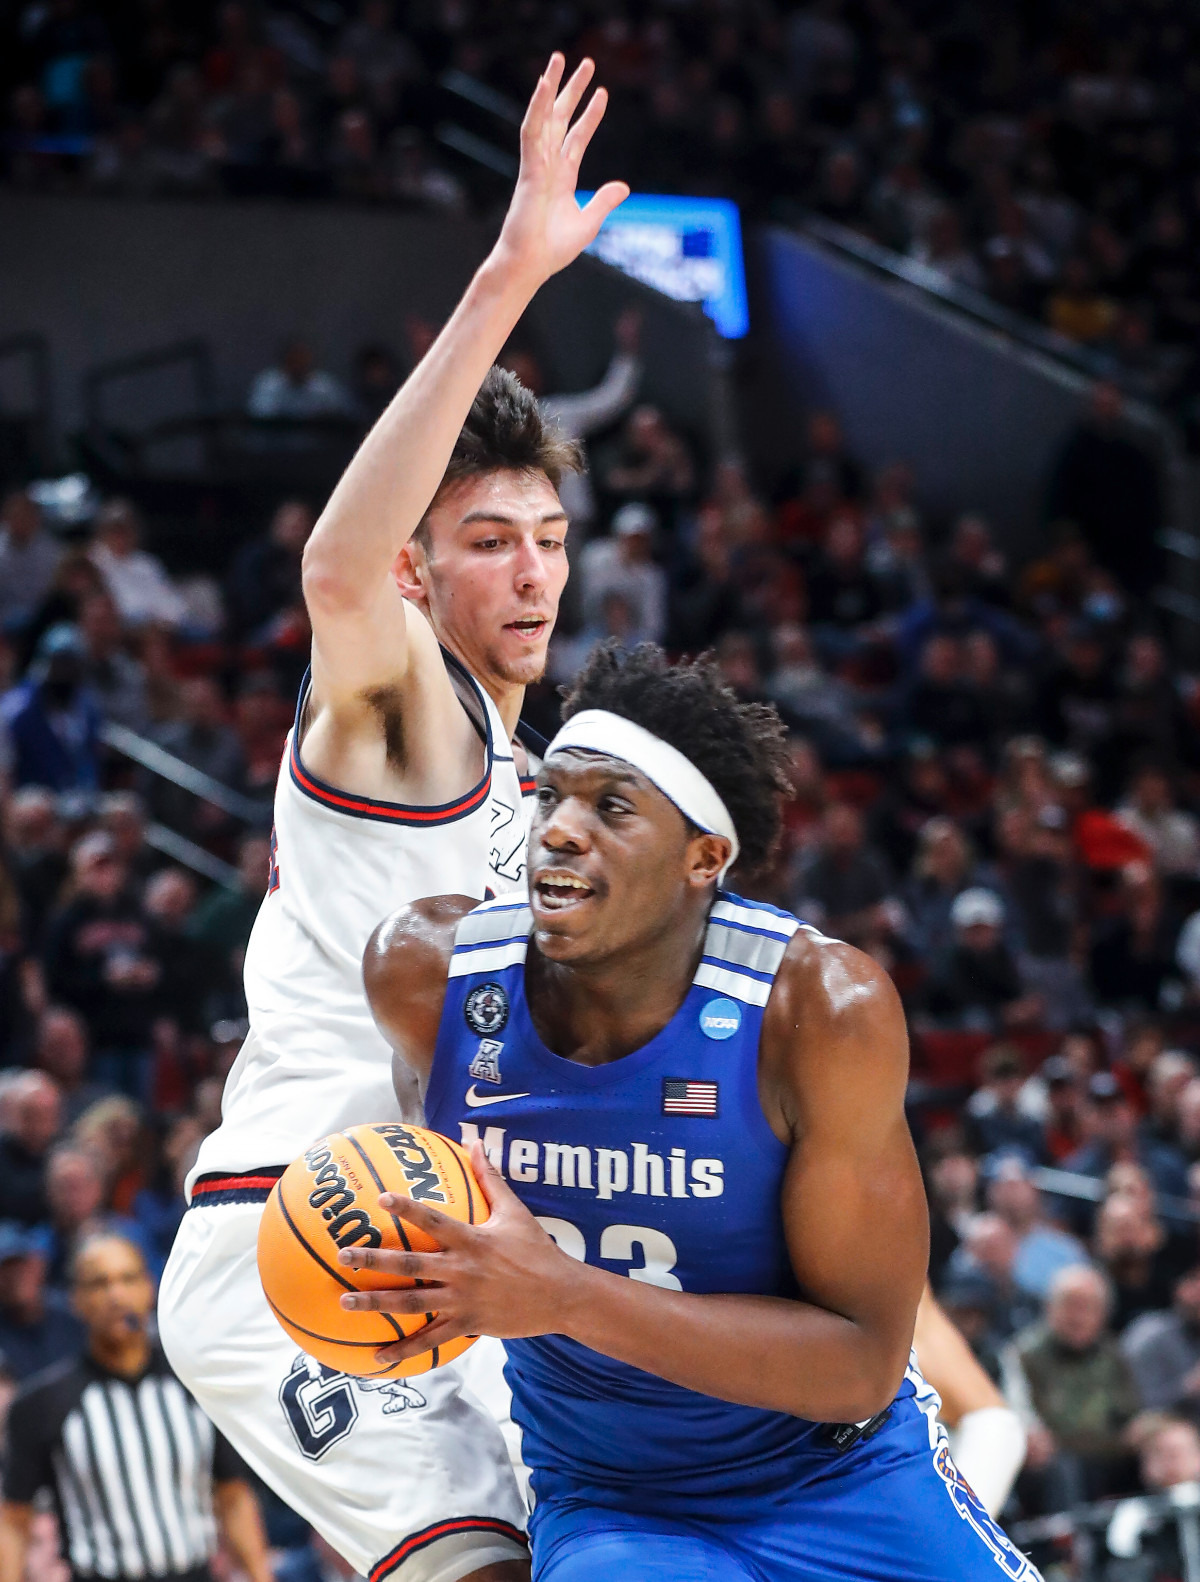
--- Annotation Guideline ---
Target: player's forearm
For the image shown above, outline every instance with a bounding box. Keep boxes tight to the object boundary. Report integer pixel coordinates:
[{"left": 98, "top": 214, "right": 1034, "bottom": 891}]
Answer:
[
  {"left": 557, "top": 1263, "right": 909, "bottom": 1423},
  {"left": 302, "top": 255, "right": 539, "bottom": 609},
  {"left": 214, "top": 1481, "right": 272, "bottom": 1582},
  {"left": 914, "top": 1285, "right": 1005, "bottom": 1426}
]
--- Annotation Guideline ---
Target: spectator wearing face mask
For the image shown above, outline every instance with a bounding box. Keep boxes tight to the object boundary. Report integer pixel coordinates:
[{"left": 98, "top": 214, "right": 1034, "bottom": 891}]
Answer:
[{"left": 0, "top": 625, "right": 102, "bottom": 793}]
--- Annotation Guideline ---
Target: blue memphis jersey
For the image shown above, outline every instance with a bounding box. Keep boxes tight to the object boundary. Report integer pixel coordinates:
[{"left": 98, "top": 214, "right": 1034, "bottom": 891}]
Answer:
[{"left": 424, "top": 890, "right": 920, "bottom": 1510}]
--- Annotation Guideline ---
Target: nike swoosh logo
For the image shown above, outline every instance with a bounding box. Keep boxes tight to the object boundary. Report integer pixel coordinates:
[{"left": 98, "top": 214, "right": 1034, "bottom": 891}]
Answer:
[{"left": 464, "top": 1086, "right": 532, "bottom": 1109}]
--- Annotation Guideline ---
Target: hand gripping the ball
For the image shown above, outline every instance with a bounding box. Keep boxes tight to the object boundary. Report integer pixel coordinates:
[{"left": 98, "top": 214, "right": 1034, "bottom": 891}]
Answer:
[{"left": 338, "top": 1142, "right": 576, "bottom": 1367}]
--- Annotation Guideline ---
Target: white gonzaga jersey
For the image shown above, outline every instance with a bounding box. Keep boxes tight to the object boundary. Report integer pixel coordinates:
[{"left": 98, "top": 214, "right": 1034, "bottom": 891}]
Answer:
[{"left": 189, "top": 653, "right": 533, "bottom": 1188}]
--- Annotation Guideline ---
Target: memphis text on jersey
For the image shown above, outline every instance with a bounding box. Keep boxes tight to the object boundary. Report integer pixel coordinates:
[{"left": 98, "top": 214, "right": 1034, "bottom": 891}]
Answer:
[{"left": 459, "top": 1124, "right": 726, "bottom": 1200}]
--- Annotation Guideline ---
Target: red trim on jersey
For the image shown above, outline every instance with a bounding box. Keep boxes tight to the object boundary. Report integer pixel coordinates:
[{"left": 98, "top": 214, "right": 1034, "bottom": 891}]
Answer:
[
  {"left": 519, "top": 777, "right": 537, "bottom": 795},
  {"left": 370, "top": 1517, "right": 527, "bottom": 1581},
  {"left": 191, "top": 1170, "right": 284, "bottom": 1196},
  {"left": 288, "top": 741, "right": 492, "bottom": 825}
]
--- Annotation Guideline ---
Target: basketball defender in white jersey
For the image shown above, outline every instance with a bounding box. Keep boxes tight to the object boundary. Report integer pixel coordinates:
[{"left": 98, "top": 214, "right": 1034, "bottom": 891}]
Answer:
[{"left": 158, "top": 56, "right": 628, "bottom": 1582}]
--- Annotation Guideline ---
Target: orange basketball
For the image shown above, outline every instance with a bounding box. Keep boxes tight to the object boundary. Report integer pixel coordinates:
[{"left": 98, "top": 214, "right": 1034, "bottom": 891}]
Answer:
[{"left": 257, "top": 1122, "right": 488, "bottom": 1379}]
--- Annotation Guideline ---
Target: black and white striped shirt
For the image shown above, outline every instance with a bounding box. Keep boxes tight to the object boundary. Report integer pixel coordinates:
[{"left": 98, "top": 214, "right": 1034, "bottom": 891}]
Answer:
[{"left": 3, "top": 1346, "right": 247, "bottom": 1582}]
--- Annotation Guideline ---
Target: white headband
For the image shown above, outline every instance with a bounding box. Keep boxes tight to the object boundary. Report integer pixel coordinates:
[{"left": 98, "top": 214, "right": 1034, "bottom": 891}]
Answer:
[{"left": 544, "top": 709, "right": 740, "bottom": 880}]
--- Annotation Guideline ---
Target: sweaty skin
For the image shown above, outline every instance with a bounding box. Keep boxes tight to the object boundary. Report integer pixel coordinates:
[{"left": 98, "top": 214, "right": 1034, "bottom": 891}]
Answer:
[{"left": 352, "top": 752, "right": 929, "bottom": 1425}]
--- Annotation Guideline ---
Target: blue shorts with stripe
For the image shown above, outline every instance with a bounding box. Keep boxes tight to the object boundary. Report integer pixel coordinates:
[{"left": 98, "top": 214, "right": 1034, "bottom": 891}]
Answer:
[{"left": 529, "top": 1402, "right": 1042, "bottom": 1582}]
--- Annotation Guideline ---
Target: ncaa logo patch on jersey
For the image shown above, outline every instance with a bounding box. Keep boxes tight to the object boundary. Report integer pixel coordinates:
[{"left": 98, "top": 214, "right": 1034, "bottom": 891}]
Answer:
[
  {"left": 699, "top": 997, "right": 741, "bottom": 1040},
  {"left": 468, "top": 1038, "right": 504, "bottom": 1084},
  {"left": 465, "top": 982, "right": 509, "bottom": 1036}
]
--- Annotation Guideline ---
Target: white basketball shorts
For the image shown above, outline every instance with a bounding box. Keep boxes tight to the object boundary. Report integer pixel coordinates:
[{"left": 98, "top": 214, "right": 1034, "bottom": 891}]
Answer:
[{"left": 159, "top": 1193, "right": 528, "bottom": 1582}]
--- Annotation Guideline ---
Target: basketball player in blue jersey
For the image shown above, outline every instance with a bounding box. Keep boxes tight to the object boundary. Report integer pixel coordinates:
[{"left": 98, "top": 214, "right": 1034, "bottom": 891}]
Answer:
[
  {"left": 159, "top": 56, "right": 629, "bottom": 1582},
  {"left": 353, "top": 642, "right": 1042, "bottom": 1582}
]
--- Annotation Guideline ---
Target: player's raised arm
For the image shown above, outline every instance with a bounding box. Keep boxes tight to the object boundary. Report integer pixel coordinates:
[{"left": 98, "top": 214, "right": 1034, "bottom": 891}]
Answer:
[{"left": 301, "top": 54, "right": 628, "bottom": 712}]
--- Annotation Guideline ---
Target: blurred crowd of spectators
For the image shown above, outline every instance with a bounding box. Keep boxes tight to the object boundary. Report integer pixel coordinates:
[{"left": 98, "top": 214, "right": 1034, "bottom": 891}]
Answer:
[
  {"left": 2, "top": 365, "right": 1198, "bottom": 1513},
  {"left": 8, "top": 0, "right": 1200, "bottom": 431},
  {"left": 0, "top": 298, "right": 1198, "bottom": 1575}
]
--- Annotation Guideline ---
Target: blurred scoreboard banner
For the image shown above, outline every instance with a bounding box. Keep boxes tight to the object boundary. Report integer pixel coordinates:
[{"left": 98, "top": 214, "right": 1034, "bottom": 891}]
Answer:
[{"left": 577, "top": 192, "right": 750, "bottom": 339}]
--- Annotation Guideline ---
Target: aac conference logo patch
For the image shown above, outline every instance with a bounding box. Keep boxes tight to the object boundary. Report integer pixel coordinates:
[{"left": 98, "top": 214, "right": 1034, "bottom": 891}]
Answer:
[
  {"left": 465, "top": 982, "right": 509, "bottom": 1037},
  {"left": 699, "top": 998, "right": 741, "bottom": 1040}
]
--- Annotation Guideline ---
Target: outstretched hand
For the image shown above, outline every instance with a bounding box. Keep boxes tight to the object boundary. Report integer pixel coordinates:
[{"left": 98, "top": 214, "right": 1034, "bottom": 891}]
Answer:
[
  {"left": 337, "top": 1142, "right": 580, "bottom": 1366},
  {"left": 492, "top": 53, "right": 629, "bottom": 290}
]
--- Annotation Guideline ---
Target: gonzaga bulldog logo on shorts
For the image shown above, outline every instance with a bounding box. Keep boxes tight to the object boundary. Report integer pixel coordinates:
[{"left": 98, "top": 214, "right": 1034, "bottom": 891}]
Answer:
[{"left": 465, "top": 982, "right": 509, "bottom": 1036}]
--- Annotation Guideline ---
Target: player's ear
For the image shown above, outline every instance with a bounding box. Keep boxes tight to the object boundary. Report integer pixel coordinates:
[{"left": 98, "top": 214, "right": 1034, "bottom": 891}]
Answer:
[
  {"left": 686, "top": 832, "right": 730, "bottom": 889},
  {"left": 393, "top": 540, "right": 427, "bottom": 604}
]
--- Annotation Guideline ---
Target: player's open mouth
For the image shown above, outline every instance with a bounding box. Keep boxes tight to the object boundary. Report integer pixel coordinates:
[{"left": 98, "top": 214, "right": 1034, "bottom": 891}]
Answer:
[
  {"left": 534, "top": 870, "right": 596, "bottom": 911},
  {"left": 506, "top": 618, "right": 548, "bottom": 642}
]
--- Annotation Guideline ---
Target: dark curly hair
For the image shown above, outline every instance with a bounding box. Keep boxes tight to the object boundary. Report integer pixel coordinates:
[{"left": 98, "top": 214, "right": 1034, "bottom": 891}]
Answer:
[
  {"left": 416, "top": 367, "right": 582, "bottom": 548},
  {"left": 561, "top": 642, "right": 792, "bottom": 879}
]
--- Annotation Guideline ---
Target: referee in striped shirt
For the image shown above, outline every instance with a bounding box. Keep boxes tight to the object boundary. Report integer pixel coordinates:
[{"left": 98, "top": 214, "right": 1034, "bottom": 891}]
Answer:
[{"left": 0, "top": 1234, "right": 271, "bottom": 1582}]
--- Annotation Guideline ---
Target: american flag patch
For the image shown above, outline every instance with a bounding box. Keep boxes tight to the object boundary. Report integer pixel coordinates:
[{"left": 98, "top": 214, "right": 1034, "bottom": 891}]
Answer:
[{"left": 662, "top": 1079, "right": 719, "bottom": 1117}]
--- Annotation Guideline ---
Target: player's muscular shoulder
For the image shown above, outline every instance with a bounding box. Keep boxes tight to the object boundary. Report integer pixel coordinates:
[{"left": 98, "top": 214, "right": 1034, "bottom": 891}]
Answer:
[
  {"left": 759, "top": 926, "right": 909, "bottom": 1141},
  {"left": 364, "top": 896, "right": 475, "bottom": 1084}
]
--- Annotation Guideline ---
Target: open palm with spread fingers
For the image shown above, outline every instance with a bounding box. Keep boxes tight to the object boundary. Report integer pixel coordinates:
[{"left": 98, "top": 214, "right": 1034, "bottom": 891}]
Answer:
[{"left": 494, "top": 53, "right": 630, "bottom": 290}]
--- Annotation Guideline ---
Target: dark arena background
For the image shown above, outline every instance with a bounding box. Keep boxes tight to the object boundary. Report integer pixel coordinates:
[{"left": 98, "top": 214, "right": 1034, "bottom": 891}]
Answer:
[{"left": 3, "top": 2, "right": 1200, "bottom": 1579}]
